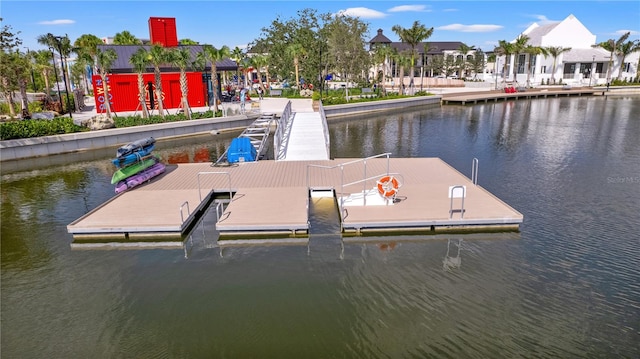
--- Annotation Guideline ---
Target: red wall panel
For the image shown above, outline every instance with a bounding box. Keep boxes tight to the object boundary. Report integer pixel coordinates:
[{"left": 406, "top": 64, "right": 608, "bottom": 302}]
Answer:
[{"left": 92, "top": 72, "right": 205, "bottom": 113}]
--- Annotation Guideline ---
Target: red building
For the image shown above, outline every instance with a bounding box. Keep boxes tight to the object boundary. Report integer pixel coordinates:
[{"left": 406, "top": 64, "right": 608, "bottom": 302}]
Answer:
[{"left": 92, "top": 17, "right": 237, "bottom": 113}]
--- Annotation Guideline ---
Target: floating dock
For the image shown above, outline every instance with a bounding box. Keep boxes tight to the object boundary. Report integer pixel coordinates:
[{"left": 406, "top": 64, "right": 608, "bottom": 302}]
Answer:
[
  {"left": 442, "top": 88, "right": 599, "bottom": 105},
  {"left": 67, "top": 156, "right": 523, "bottom": 242}
]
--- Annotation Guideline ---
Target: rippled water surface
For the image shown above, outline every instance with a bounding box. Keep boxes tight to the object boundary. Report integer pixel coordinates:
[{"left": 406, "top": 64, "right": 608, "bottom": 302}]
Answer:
[{"left": 2, "top": 96, "right": 639, "bottom": 357}]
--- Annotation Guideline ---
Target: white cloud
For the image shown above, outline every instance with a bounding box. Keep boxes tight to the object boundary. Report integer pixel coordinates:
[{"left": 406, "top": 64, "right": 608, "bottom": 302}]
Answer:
[
  {"left": 37, "top": 19, "right": 75, "bottom": 25},
  {"left": 527, "top": 14, "right": 557, "bottom": 25},
  {"left": 442, "top": 8, "right": 458, "bottom": 12},
  {"left": 335, "top": 7, "right": 387, "bottom": 19},
  {"left": 437, "top": 24, "right": 503, "bottom": 33},
  {"left": 388, "top": 5, "right": 430, "bottom": 13}
]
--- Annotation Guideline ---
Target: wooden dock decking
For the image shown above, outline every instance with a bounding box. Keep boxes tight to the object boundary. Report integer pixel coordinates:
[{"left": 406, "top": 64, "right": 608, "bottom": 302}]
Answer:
[
  {"left": 67, "top": 158, "right": 523, "bottom": 241},
  {"left": 442, "top": 88, "right": 600, "bottom": 105}
]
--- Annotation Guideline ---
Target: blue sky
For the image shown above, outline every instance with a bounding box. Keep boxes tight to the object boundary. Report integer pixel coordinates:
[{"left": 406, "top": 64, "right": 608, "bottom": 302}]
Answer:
[{"left": 3, "top": 0, "right": 639, "bottom": 52}]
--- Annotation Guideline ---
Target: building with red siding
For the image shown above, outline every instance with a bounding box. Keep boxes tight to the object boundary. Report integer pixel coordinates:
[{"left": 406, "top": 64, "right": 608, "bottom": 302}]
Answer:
[{"left": 92, "top": 17, "right": 237, "bottom": 113}]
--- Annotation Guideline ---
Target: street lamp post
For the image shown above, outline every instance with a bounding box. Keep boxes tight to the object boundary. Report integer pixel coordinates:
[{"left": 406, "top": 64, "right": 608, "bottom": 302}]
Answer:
[{"left": 53, "top": 35, "right": 72, "bottom": 118}]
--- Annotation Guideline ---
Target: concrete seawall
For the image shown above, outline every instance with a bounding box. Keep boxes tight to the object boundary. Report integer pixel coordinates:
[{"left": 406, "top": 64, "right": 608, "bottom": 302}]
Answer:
[
  {"left": 0, "top": 114, "right": 258, "bottom": 162},
  {"left": 0, "top": 96, "right": 441, "bottom": 161},
  {"left": 323, "top": 96, "right": 441, "bottom": 118}
]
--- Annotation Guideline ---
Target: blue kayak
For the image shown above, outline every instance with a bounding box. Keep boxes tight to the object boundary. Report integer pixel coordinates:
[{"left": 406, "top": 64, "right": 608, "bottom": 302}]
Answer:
[{"left": 116, "top": 137, "right": 156, "bottom": 158}]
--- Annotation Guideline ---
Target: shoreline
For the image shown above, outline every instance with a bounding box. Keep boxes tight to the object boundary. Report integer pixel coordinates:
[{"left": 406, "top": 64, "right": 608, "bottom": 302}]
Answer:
[{"left": 1, "top": 86, "right": 638, "bottom": 164}]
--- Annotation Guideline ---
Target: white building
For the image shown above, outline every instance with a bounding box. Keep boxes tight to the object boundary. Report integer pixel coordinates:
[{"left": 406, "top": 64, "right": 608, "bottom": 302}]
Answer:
[{"left": 503, "top": 14, "right": 639, "bottom": 86}]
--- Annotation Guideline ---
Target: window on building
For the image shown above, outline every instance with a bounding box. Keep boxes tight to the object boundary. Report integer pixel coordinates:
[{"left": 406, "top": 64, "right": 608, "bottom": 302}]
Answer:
[
  {"left": 624, "top": 62, "right": 631, "bottom": 73},
  {"left": 541, "top": 65, "right": 547, "bottom": 74},
  {"left": 563, "top": 63, "right": 575, "bottom": 79},
  {"left": 517, "top": 54, "right": 526, "bottom": 73},
  {"left": 596, "top": 62, "right": 604, "bottom": 77}
]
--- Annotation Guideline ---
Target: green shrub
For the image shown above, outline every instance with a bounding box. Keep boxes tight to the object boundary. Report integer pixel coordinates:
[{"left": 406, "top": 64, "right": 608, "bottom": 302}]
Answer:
[
  {"left": 0, "top": 117, "right": 87, "bottom": 140},
  {"left": 113, "top": 110, "right": 219, "bottom": 128}
]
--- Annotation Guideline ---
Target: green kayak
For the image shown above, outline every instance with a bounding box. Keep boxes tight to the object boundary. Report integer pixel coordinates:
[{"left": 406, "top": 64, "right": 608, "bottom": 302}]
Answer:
[{"left": 111, "top": 156, "right": 158, "bottom": 184}]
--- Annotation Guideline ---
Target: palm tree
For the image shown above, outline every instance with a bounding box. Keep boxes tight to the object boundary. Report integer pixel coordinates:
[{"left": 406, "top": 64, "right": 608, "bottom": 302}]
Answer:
[
  {"left": 171, "top": 47, "right": 193, "bottom": 120},
  {"left": 494, "top": 40, "right": 515, "bottom": 83},
  {"left": 194, "top": 44, "right": 230, "bottom": 114},
  {"left": 372, "top": 44, "right": 394, "bottom": 92},
  {"left": 544, "top": 46, "right": 572, "bottom": 84},
  {"left": 511, "top": 35, "right": 530, "bottom": 84},
  {"left": 95, "top": 48, "right": 117, "bottom": 119},
  {"left": 286, "top": 43, "right": 306, "bottom": 93},
  {"left": 73, "top": 34, "right": 102, "bottom": 94},
  {"left": 615, "top": 38, "right": 639, "bottom": 80},
  {"left": 129, "top": 47, "right": 150, "bottom": 118},
  {"left": 113, "top": 30, "right": 141, "bottom": 45},
  {"left": 391, "top": 50, "right": 411, "bottom": 94},
  {"left": 34, "top": 50, "right": 53, "bottom": 96},
  {"left": 457, "top": 43, "right": 476, "bottom": 79},
  {"left": 523, "top": 45, "right": 548, "bottom": 87},
  {"left": 231, "top": 46, "right": 245, "bottom": 88},
  {"left": 37, "top": 33, "right": 60, "bottom": 100},
  {"left": 147, "top": 44, "right": 170, "bottom": 118},
  {"left": 391, "top": 21, "right": 434, "bottom": 94},
  {"left": 594, "top": 32, "right": 630, "bottom": 83},
  {"left": 73, "top": 34, "right": 102, "bottom": 73},
  {"left": 248, "top": 54, "right": 268, "bottom": 92}
]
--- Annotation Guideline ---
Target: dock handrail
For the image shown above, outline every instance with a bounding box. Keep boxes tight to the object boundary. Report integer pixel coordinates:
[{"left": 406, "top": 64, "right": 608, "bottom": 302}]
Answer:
[
  {"left": 306, "top": 152, "right": 400, "bottom": 207},
  {"left": 318, "top": 101, "right": 331, "bottom": 159},
  {"left": 449, "top": 185, "right": 466, "bottom": 219},
  {"left": 179, "top": 201, "right": 190, "bottom": 223},
  {"left": 274, "top": 101, "right": 293, "bottom": 160},
  {"left": 197, "top": 171, "right": 232, "bottom": 202},
  {"left": 471, "top": 158, "right": 479, "bottom": 185}
]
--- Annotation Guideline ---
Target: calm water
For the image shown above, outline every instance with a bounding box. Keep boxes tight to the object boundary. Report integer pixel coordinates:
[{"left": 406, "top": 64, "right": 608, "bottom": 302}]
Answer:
[{"left": 2, "top": 96, "right": 639, "bottom": 358}]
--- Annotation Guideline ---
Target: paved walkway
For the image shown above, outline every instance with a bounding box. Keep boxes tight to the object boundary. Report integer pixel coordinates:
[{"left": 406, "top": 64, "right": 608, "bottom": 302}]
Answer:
[{"left": 69, "top": 96, "right": 315, "bottom": 125}]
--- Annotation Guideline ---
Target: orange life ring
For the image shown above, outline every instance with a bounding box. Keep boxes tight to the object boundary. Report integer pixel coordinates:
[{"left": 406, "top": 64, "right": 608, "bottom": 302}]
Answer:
[{"left": 377, "top": 175, "right": 399, "bottom": 198}]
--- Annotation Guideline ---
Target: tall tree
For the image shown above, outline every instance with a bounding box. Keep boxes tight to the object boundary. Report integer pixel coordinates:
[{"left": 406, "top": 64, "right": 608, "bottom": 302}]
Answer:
[
  {"left": 248, "top": 54, "right": 268, "bottom": 92},
  {"left": 251, "top": 8, "right": 326, "bottom": 88},
  {"left": 469, "top": 48, "right": 486, "bottom": 80},
  {"left": 171, "top": 47, "right": 192, "bottom": 120},
  {"left": 231, "top": 46, "right": 245, "bottom": 88},
  {"left": 391, "top": 20, "right": 434, "bottom": 94},
  {"left": 194, "top": 44, "right": 230, "bottom": 113},
  {"left": 594, "top": 32, "right": 630, "bottom": 83},
  {"left": 372, "top": 44, "right": 394, "bottom": 91},
  {"left": 544, "top": 46, "right": 571, "bottom": 84},
  {"left": 495, "top": 40, "right": 515, "bottom": 82},
  {"left": 113, "top": 30, "right": 141, "bottom": 45},
  {"left": 615, "top": 37, "right": 639, "bottom": 80},
  {"left": 457, "top": 43, "right": 476, "bottom": 79},
  {"left": 325, "top": 14, "right": 370, "bottom": 91},
  {"left": 36, "top": 33, "right": 60, "bottom": 100},
  {"left": 129, "top": 47, "right": 150, "bottom": 118},
  {"left": 95, "top": 48, "right": 117, "bottom": 118},
  {"left": 34, "top": 49, "right": 53, "bottom": 96},
  {"left": 523, "top": 45, "right": 548, "bottom": 87},
  {"left": 73, "top": 34, "right": 102, "bottom": 94},
  {"left": 510, "top": 35, "right": 530, "bottom": 84},
  {"left": 286, "top": 43, "right": 306, "bottom": 92},
  {"left": 147, "top": 44, "right": 170, "bottom": 117}
]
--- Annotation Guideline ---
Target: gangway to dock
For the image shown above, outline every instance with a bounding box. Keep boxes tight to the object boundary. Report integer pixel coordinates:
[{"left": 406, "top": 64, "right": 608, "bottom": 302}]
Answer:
[
  {"left": 274, "top": 101, "right": 330, "bottom": 161},
  {"left": 213, "top": 113, "right": 275, "bottom": 165}
]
